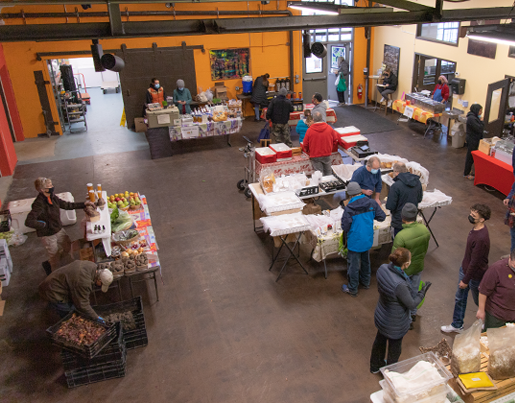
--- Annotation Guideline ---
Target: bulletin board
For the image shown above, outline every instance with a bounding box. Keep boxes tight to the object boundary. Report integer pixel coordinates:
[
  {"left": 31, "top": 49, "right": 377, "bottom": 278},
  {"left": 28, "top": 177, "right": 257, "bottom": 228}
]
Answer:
[
  {"left": 383, "top": 45, "right": 400, "bottom": 78},
  {"left": 209, "top": 48, "right": 250, "bottom": 80}
]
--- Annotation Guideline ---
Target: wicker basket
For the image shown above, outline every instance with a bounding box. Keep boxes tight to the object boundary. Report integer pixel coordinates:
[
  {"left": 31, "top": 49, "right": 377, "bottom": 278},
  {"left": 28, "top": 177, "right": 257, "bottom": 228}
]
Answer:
[{"left": 112, "top": 230, "right": 139, "bottom": 247}]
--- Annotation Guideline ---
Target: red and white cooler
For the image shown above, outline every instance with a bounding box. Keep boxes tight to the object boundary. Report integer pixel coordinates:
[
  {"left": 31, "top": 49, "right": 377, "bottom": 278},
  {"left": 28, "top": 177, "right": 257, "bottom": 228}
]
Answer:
[
  {"left": 255, "top": 147, "right": 277, "bottom": 164},
  {"left": 340, "top": 134, "right": 368, "bottom": 150},
  {"left": 335, "top": 126, "right": 361, "bottom": 137},
  {"left": 269, "top": 144, "right": 293, "bottom": 161}
]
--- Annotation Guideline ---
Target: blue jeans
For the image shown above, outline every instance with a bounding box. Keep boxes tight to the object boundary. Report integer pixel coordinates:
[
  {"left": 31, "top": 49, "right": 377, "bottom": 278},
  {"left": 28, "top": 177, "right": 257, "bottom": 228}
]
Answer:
[
  {"left": 409, "top": 273, "right": 422, "bottom": 317},
  {"left": 254, "top": 105, "right": 260, "bottom": 120},
  {"left": 510, "top": 226, "right": 515, "bottom": 252},
  {"left": 451, "top": 266, "right": 480, "bottom": 328},
  {"left": 346, "top": 250, "right": 371, "bottom": 293}
]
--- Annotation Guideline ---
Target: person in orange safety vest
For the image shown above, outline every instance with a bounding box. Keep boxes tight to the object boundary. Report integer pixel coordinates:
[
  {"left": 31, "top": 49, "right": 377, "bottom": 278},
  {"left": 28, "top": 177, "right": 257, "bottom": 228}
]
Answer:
[{"left": 146, "top": 78, "right": 166, "bottom": 106}]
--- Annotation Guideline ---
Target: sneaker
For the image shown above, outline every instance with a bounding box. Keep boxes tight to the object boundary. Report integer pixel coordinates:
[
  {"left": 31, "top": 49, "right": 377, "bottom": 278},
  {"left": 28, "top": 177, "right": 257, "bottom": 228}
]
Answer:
[
  {"left": 341, "top": 284, "right": 357, "bottom": 297},
  {"left": 338, "top": 102, "right": 346, "bottom": 107},
  {"left": 360, "top": 283, "right": 370, "bottom": 290},
  {"left": 370, "top": 368, "right": 381, "bottom": 374},
  {"left": 409, "top": 322, "right": 414, "bottom": 330},
  {"left": 441, "top": 324, "right": 464, "bottom": 333},
  {"left": 411, "top": 315, "right": 417, "bottom": 322},
  {"left": 387, "top": 100, "right": 393, "bottom": 107},
  {"left": 379, "top": 97, "right": 385, "bottom": 103}
]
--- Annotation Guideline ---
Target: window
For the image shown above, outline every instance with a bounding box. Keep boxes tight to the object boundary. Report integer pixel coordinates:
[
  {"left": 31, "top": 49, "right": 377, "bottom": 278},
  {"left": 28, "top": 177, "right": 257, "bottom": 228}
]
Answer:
[
  {"left": 305, "top": 54, "right": 323, "bottom": 74},
  {"left": 412, "top": 54, "right": 457, "bottom": 94},
  {"left": 301, "top": 0, "right": 354, "bottom": 43},
  {"left": 417, "top": 22, "right": 460, "bottom": 45}
]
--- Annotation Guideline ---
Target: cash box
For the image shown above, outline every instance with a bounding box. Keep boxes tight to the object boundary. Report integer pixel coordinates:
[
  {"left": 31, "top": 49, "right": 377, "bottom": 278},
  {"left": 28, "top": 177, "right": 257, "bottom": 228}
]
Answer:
[
  {"left": 255, "top": 147, "right": 277, "bottom": 164},
  {"left": 269, "top": 143, "right": 293, "bottom": 161}
]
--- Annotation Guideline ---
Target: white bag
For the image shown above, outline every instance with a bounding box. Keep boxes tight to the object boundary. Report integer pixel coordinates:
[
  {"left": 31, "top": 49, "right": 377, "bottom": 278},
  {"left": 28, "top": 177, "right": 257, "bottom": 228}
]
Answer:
[{"left": 335, "top": 75, "right": 340, "bottom": 86}]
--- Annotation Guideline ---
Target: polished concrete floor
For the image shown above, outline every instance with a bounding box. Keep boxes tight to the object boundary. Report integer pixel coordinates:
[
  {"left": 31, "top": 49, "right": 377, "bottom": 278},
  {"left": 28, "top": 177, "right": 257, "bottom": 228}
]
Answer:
[{"left": 0, "top": 106, "right": 510, "bottom": 402}]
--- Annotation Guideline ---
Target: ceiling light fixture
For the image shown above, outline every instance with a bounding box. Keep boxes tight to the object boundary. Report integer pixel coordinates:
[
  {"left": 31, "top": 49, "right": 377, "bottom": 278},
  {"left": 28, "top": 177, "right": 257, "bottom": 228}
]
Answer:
[
  {"left": 287, "top": 1, "right": 339, "bottom": 15},
  {"left": 467, "top": 32, "right": 515, "bottom": 47}
]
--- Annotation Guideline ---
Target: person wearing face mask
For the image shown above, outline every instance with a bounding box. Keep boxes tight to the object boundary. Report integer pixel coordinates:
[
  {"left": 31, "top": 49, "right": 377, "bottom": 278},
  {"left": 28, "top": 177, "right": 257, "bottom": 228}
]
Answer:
[
  {"left": 146, "top": 78, "right": 166, "bottom": 106},
  {"left": 173, "top": 79, "right": 192, "bottom": 115},
  {"left": 25, "top": 177, "right": 88, "bottom": 275},
  {"left": 350, "top": 156, "right": 382, "bottom": 205},
  {"left": 377, "top": 67, "right": 397, "bottom": 107},
  {"left": 464, "top": 103, "right": 484, "bottom": 180},
  {"left": 370, "top": 248, "right": 431, "bottom": 374},
  {"left": 476, "top": 249, "right": 515, "bottom": 330},
  {"left": 441, "top": 203, "right": 491, "bottom": 333},
  {"left": 386, "top": 162, "right": 423, "bottom": 237},
  {"left": 431, "top": 75, "right": 450, "bottom": 103}
]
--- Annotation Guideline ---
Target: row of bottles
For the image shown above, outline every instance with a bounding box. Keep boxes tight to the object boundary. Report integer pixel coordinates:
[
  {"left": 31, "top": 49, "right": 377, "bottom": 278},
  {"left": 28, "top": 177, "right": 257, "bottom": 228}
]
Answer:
[{"left": 275, "top": 78, "right": 291, "bottom": 92}]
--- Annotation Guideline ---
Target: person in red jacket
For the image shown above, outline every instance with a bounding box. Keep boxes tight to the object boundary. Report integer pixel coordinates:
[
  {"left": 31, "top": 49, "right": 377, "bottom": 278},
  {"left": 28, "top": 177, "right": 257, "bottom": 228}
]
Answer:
[
  {"left": 431, "top": 75, "right": 450, "bottom": 103},
  {"left": 302, "top": 111, "right": 339, "bottom": 175}
]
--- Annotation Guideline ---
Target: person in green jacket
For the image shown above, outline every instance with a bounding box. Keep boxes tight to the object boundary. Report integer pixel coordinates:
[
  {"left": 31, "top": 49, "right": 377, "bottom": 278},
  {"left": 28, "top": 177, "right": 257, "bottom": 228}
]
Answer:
[
  {"left": 173, "top": 79, "right": 192, "bottom": 114},
  {"left": 392, "top": 203, "right": 430, "bottom": 327}
]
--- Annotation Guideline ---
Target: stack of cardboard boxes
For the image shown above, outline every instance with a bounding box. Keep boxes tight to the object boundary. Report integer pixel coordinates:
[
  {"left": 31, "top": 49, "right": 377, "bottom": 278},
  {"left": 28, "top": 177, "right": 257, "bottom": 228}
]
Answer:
[{"left": 214, "top": 82, "right": 228, "bottom": 101}]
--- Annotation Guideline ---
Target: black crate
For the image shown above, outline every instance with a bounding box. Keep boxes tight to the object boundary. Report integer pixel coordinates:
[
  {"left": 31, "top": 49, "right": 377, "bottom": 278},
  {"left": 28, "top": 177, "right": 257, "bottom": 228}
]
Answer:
[
  {"left": 94, "top": 296, "right": 148, "bottom": 350},
  {"left": 46, "top": 311, "right": 117, "bottom": 359},
  {"left": 61, "top": 322, "right": 125, "bottom": 372},
  {"left": 65, "top": 352, "right": 127, "bottom": 388}
]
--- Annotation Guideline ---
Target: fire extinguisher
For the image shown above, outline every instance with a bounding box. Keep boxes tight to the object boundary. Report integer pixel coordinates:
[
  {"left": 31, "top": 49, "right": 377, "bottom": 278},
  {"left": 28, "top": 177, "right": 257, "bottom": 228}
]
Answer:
[{"left": 357, "top": 84, "right": 363, "bottom": 100}]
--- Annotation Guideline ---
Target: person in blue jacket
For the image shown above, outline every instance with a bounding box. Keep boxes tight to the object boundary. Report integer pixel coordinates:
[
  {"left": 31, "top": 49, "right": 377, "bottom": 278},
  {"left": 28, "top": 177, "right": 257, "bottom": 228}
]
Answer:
[
  {"left": 351, "top": 156, "right": 382, "bottom": 205},
  {"left": 341, "top": 181, "right": 386, "bottom": 297},
  {"left": 296, "top": 110, "right": 313, "bottom": 144}
]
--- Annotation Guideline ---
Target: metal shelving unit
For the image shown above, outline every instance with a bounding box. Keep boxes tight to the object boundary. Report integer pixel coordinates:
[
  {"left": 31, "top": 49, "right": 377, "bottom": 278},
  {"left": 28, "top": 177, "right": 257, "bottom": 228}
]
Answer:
[{"left": 62, "top": 90, "right": 88, "bottom": 133}]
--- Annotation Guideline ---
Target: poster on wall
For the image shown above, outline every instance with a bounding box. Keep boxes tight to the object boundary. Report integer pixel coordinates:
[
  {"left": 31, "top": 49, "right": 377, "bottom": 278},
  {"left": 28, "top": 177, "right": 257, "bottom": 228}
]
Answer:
[
  {"left": 209, "top": 48, "right": 250, "bottom": 80},
  {"left": 383, "top": 45, "right": 400, "bottom": 78},
  {"left": 331, "top": 46, "right": 346, "bottom": 69}
]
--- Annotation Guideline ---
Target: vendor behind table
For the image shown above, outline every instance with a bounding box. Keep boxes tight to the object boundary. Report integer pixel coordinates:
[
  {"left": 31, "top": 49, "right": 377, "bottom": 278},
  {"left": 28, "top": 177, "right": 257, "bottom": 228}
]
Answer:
[
  {"left": 146, "top": 77, "right": 166, "bottom": 107},
  {"left": 38, "top": 260, "right": 113, "bottom": 320},
  {"left": 350, "top": 156, "right": 382, "bottom": 205},
  {"left": 173, "top": 79, "right": 192, "bottom": 115},
  {"left": 431, "top": 75, "right": 449, "bottom": 104}
]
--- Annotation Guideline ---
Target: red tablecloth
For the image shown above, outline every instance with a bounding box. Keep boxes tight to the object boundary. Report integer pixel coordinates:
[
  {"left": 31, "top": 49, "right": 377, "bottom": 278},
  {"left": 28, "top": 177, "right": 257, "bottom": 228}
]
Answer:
[
  {"left": 261, "top": 105, "right": 337, "bottom": 126},
  {"left": 472, "top": 150, "right": 514, "bottom": 195},
  {"left": 255, "top": 152, "right": 343, "bottom": 177}
]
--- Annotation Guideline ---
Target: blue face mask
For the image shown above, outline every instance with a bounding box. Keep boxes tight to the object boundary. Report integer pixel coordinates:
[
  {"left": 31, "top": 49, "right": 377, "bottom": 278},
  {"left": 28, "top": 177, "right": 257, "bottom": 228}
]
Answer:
[
  {"left": 178, "top": 87, "right": 184, "bottom": 90},
  {"left": 371, "top": 169, "right": 379, "bottom": 175},
  {"left": 154, "top": 84, "right": 160, "bottom": 89}
]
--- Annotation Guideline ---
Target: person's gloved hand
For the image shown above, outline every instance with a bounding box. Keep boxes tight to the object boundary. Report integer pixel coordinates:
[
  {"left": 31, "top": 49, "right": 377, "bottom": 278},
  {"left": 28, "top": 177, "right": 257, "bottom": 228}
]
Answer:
[
  {"left": 420, "top": 281, "right": 432, "bottom": 295},
  {"left": 98, "top": 316, "right": 105, "bottom": 324},
  {"left": 37, "top": 220, "right": 46, "bottom": 228}
]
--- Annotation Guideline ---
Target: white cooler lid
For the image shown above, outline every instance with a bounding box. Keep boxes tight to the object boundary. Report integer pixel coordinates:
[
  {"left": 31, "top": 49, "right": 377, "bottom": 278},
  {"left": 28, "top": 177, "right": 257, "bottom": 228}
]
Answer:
[
  {"left": 8, "top": 198, "right": 35, "bottom": 214},
  {"left": 255, "top": 147, "right": 276, "bottom": 156},
  {"left": 269, "top": 143, "right": 291, "bottom": 152},
  {"left": 341, "top": 134, "right": 368, "bottom": 143},
  {"left": 335, "top": 126, "right": 360, "bottom": 135}
]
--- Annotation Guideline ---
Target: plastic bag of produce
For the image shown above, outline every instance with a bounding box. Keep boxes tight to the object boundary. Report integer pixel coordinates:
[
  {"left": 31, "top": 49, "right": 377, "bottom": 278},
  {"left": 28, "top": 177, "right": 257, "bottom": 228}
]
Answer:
[
  {"left": 451, "top": 319, "right": 482, "bottom": 375},
  {"left": 487, "top": 326, "right": 515, "bottom": 380},
  {"left": 111, "top": 211, "right": 135, "bottom": 233},
  {"left": 8, "top": 231, "right": 27, "bottom": 247}
]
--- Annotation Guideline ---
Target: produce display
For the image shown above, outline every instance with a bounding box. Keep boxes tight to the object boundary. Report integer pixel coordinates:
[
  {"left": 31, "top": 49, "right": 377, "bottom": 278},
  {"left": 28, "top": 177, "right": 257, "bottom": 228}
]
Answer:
[
  {"left": 55, "top": 313, "right": 106, "bottom": 346},
  {"left": 107, "top": 191, "right": 142, "bottom": 210}
]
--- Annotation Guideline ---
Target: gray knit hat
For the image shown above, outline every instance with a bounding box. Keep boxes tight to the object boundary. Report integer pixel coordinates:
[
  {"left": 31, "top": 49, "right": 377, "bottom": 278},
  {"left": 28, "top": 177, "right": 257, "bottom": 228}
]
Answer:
[
  {"left": 279, "top": 87, "right": 287, "bottom": 96},
  {"left": 346, "top": 182, "right": 361, "bottom": 196},
  {"left": 402, "top": 203, "right": 418, "bottom": 220}
]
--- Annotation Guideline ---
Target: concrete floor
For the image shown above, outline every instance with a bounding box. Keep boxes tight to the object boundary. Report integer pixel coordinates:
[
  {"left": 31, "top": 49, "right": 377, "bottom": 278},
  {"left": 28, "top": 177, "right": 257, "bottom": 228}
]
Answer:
[{"left": 0, "top": 106, "right": 510, "bottom": 402}]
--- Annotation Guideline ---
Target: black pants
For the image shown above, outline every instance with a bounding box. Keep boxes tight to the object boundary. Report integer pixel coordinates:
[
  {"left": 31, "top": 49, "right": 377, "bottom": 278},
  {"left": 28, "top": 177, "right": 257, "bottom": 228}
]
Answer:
[
  {"left": 337, "top": 90, "right": 345, "bottom": 104},
  {"left": 464, "top": 141, "right": 479, "bottom": 176},
  {"left": 370, "top": 330, "right": 403, "bottom": 372}
]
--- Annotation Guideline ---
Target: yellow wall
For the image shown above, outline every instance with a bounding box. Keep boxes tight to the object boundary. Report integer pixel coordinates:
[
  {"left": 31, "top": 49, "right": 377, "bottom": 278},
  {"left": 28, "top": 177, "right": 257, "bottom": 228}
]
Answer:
[
  {"left": 371, "top": 0, "right": 515, "bottom": 112},
  {"left": 1, "top": 1, "right": 305, "bottom": 138}
]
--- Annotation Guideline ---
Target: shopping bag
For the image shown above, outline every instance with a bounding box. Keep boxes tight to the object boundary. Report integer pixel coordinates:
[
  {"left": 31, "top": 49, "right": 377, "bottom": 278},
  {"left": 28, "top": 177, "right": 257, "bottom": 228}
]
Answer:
[
  {"left": 257, "top": 121, "right": 270, "bottom": 142},
  {"left": 337, "top": 75, "right": 347, "bottom": 92},
  {"left": 451, "top": 319, "right": 482, "bottom": 375}
]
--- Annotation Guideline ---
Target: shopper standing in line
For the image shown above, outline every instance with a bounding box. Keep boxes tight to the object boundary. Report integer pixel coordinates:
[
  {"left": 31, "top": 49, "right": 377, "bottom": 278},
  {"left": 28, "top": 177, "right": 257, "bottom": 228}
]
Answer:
[
  {"left": 441, "top": 203, "right": 491, "bottom": 333},
  {"left": 25, "top": 177, "right": 88, "bottom": 275},
  {"left": 341, "top": 182, "right": 386, "bottom": 297},
  {"left": 302, "top": 111, "right": 339, "bottom": 176},
  {"left": 311, "top": 92, "right": 327, "bottom": 122},
  {"left": 392, "top": 203, "right": 430, "bottom": 327},
  {"left": 476, "top": 251, "right": 515, "bottom": 330},
  {"left": 386, "top": 162, "right": 423, "bottom": 237},
  {"left": 250, "top": 73, "right": 269, "bottom": 121},
  {"left": 463, "top": 103, "right": 484, "bottom": 180},
  {"left": 351, "top": 156, "right": 383, "bottom": 205},
  {"left": 266, "top": 87, "right": 294, "bottom": 147},
  {"left": 296, "top": 110, "right": 313, "bottom": 144},
  {"left": 370, "top": 248, "right": 431, "bottom": 374}
]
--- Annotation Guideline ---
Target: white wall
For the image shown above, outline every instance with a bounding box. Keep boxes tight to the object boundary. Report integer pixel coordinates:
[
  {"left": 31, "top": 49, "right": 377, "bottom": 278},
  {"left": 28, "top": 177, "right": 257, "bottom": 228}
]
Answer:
[
  {"left": 371, "top": 0, "right": 515, "bottom": 112},
  {"left": 68, "top": 57, "right": 119, "bottom": 89}
]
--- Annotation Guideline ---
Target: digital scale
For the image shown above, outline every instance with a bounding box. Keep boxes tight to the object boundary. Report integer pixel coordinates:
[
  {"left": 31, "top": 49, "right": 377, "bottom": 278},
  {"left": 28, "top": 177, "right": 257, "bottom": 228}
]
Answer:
[
  {"left": 350, "top": 144, "right": 378, "bottom": 159},
  {"left": 295, "top": 186, "right": 319, "bottom": 197}
]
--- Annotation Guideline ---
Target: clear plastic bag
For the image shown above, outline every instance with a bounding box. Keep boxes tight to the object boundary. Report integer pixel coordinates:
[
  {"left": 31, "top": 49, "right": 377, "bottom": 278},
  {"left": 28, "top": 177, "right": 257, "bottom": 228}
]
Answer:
[
  {"left": 451, "top": 319, "right": 482, "bottom": 375},
  {"left": 488, "top": 326, "right": 515, "bottom": 380},
  {"left": 8, "top": 231, "right": 27, "bottom": 247},
  {"left": 111, "top": 211, "right": 135, "bottom": 233}
]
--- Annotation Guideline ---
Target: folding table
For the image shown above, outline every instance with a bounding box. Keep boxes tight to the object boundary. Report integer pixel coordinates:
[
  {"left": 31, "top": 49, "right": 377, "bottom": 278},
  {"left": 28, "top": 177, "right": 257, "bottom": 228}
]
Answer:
[{"left": 269, "top": 231, "right": 309, "bottom": 282}]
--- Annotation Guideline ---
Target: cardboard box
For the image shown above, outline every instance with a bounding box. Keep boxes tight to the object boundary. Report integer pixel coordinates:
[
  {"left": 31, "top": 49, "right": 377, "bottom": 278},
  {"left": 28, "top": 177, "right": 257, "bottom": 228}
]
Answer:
[
  {"left": 478, "top": 138, "right": 493, "bottom": 155},
  {"left": 134, "top": 118, "right": 147, "bottom": 133},
  {"left": 214, "top": 82, "right": 228, "bottom": 99}
]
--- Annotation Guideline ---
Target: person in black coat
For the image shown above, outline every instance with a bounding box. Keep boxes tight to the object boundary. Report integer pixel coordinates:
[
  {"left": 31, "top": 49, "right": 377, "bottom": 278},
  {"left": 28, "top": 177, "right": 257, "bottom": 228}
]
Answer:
[
  {"left": 386, "top": 162, "right": 423, "bottom": 237},
  {"left": 266, "top": 87, "right": 294, "bottom": 146},
  {"left": 250, "top": 73, "right": 269, "bottom": 121},
  {"left": 370, "top": 248, "right": 431, "bottom": 374},
  {"left": 464, "top": 103, "right": 484, "bottom": 179}
]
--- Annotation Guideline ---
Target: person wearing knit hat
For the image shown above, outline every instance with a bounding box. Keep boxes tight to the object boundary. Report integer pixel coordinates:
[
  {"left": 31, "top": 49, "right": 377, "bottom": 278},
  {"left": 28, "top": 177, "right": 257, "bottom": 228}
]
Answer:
[
  {"left": 173, "top": 79, "right": 192, "bottom": 114},
  {"left": 392, "top": 203, "right": 430, "bottom": 328},
  {"left": 266, "top": 86, "right": 294, "bottom": 147},
  {"left": 341, "top": 181, "right": 386, "bottom": 297}
]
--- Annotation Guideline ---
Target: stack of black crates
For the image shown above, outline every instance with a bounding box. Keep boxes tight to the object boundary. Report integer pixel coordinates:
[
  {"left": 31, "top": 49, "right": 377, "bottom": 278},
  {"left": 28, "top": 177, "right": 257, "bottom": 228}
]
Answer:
[{"left": 47, "top": 296, "right": 148, "bottom": 388}]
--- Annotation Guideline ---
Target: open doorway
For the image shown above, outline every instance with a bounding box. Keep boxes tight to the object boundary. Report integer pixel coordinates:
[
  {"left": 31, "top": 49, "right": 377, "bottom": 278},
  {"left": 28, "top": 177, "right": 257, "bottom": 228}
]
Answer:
[{"left": 327, "top": 44, "right": 351, "bottom": 105}]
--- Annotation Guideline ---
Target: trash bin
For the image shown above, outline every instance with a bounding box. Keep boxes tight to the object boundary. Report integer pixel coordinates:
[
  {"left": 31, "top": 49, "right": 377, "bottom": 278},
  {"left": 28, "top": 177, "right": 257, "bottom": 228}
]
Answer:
[
  {"left": 242, "top": 76, "right": 253, "bottom": 94},
  {"left": 450, "top": 121, "right": 465, "bottom": 148}
]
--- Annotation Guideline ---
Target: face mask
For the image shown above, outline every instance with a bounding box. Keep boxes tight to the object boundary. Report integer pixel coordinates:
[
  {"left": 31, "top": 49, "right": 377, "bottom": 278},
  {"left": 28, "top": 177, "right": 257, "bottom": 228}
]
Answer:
[
  {"left": 478, "top": 114, "right": 482, "bottom": 118},
  {"left": 178, "top": 87, "right": 184, "bottom": 90},
  {"left": 371, "top": 169, "right": 379, "bottom": 175},
  {"left": 437, "top": 80, "right": 442, "bottom": 85},
  {"left": 154, "top": 84, "right": 160, "bottom": 89},
  {"left": 48, "top": 187, "right": 55, "bottom": 196},
  {"left": 468, "top": 215, "right": 476, "bottom": 224}
]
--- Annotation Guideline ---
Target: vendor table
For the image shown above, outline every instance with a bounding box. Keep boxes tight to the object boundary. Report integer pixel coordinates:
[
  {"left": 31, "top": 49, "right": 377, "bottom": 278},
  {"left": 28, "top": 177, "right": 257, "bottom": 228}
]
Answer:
[
  {"left": 255, "top": 152, "right": 343, "bottom": 177},
  {"left": 472, "top": 150, "right": 515, "bottom": 196},
  {"left": 270, "top": 231, "right": 309, "bottom": 282},
  {"left": 169, "top": 118, "right": 242, "bottom": 144},
  {"left": 261, "top": 104, "right": 337, "bottom": 126},
  {"left": 126, "top": 266, "right": 159, "bottom": 302},
  {"left": 236, "top": 94, "right": 251, "bottom": 119},
  {"left": 338, "top": 145, "right": 371, "bottom": 164},
  {"left": 392, "top": 99, "right": 443, "bottom": 137}
]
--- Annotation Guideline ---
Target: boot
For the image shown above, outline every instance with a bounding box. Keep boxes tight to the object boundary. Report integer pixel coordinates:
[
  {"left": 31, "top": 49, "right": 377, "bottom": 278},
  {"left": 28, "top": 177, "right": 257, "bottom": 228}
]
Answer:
[{"left": 42, "top": 261, "right": 52, "bottom": 276}]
